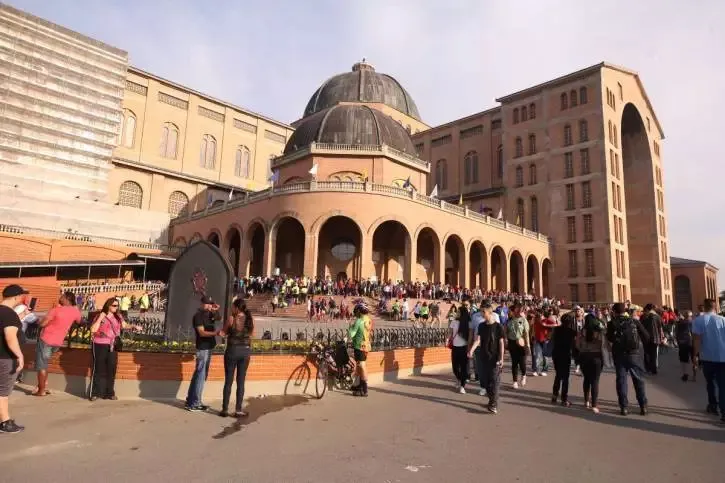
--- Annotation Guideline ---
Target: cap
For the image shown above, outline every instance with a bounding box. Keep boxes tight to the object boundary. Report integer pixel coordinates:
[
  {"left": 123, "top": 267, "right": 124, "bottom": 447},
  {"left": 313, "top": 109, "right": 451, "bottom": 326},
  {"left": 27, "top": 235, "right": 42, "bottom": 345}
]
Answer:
[
  {"left": 2, "top": 284, "right": 29, "bottom": 298},
  {"left": 200, "top": 295, "right": 215, "bottom": 305}
]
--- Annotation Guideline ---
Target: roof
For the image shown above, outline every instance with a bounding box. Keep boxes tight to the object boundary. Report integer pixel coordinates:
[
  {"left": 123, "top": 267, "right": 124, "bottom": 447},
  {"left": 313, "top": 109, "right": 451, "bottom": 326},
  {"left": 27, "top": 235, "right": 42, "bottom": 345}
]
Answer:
[
  {"left": 412, "top": 106, "right": 501, "bottom": 139},
  {"left": 670, "top": 256, "right": 718, "bottom": 269},
  {"left": 128, "top": 66, "right": 292, "bottom": 131},
  {"left": 0, "top": 260, "right": 145, "bottom": 269},
  {"left": 495, "top": 62, "right": 665, "bottom": 139}
]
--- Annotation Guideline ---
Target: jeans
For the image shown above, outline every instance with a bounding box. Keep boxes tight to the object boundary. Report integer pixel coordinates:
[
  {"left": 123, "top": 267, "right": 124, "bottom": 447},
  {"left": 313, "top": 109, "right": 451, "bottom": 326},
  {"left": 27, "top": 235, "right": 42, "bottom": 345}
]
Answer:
[
  {"left": 508, "top": 341, "right": 526, "bottom": 381},
  {"left": 644, "top": 343, "right": 659, "bottom": 374},
  {"left": 701, "top": 361, "right": 725, "bottom": 416},
  {"left": 552, "top": 356, "right": 571, "bottom": 401},
  {"left": 222, "top": 347, "right": 251, "bottom": 412},
  {"left": 186, "top": 349, "right": 212, "bottom": 407},
  {"left": 90, "top": 343, "right": 118, "bottom": 399},
  {"left": 478, "top": 357, "right": 501, "bottom": 408},
  {"left": 532, "top": 341, "right": 549, "bottom": 374},
  {"left": 614, "top": 353, "right": 647, "bottom": 409},
  {"left": 451, "top": 346, "right": 468, "bottom": 387},
  {"left": 580, "top": 352, "right": 603, "bottom": 406}
]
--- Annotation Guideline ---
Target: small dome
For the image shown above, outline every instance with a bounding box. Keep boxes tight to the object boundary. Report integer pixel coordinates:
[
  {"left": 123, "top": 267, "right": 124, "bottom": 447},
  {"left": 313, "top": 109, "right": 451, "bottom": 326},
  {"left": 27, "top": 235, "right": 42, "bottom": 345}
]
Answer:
[
  {"left": 284, "top": 104, "right": 417, "bottom": 155},
  {"left": 303, "top": 61, "right": 421, "bottom": 121}
]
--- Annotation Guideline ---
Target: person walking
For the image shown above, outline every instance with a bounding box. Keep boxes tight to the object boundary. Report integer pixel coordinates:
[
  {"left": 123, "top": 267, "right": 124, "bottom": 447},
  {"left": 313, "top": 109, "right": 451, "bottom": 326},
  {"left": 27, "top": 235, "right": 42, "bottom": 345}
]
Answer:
[
  {"left": 219, "top": 299, "right": 253, "bottom": 417},
  {"left": 506, "top": 303, "right": 530, "bottom": 389},
  {"left": 692, "top": 299, "right": 725, "bottom": 423},
  {"left": 89, "top": 297, "right": 140, "bottom": 401},
  {"left": 641, "top": 304, "right": 663, "bottom": 375},
  {"left": 606, "top": 302, "right": 651, "bottom": 416},
  {"left": 448, "top": 301, "right": 471, "bottom": 393},
  {"left": 185, "top": 296, "right": 221, "bottom": 411},
  {"left": 551, "top": 313, "right": 577, "bottom": 407},
  {"left": 468, "top": 303, "right": 505, "bottom": 414},
  {"left": 0, "top": 284, "right": 28, "bottom": 433},
  {"left": 577, "top": 313, "right": 606, "bottom": 413},
  {"left": 675, "top": 310, "right": 696, "bottom": 382}
]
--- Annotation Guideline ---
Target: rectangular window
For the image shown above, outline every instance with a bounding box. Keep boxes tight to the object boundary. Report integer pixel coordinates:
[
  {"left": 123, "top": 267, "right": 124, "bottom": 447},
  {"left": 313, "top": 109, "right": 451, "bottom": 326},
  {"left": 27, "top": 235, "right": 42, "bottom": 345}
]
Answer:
[
  {"left": 581, "top": 181, "right": 592, "bottom": 208},
  {"left": 567, "top": 216, "right": 577, "bottom": 243},
  {"left": 460, "top": 124, "right": 483, "bottom": 139},
  {"left": 566, "top": 184, "right": 575, "bottom": 210},
  {"left": 585, "top": 248, "right": 595, "bottom": 277},
  {"left": 620, "top": 251, "right": 627, "bottom": 279},
  {"left": 579, "top": 120, "right": 589, "bottom": 142},
  {"left": 618, "top": 82, "right": 623, "bottom": 100},
  {"left": 564, "top": 125, "right": 572, "bottom": 146},
  {"left": 431, "top": 134, "right": 452, "bottom": 147},
  {"left": 610, "top": 149, "right": 615, "bottom": 175},
  {"left": 580, "top": 148, "right": 590, "bottom": 175},
  {"left": 616, "top": 185, "right": 622, "bottom": 211},
  {"left": 569, "top": 284, "right": 579, "bottom": 304},
  {"left": 611, "top": 182, "right": 617, "bottom": 210},
  {"left": 583, "top": 214, "right": 593, "bottom": 242},
  {"left": 491, "top": 119, "right": 502, "bottom": 129},
  {"left": 568, "top": 251, "right": 578, "bottom": 278},
  {"left": 586, "top": 283, "right": 596, "bottom": 302},
  {"left": 656, "top": 190, "right": 663, "bottom": 210},
  {"left": 613, "top": 215, "right": 620, "bottom": 244},
  {"left": 615, "top": 249, "right": 622, "bottom": 277},
  {"left": 618, "top": 217, "right": 624, "bottom": 244},
  {"left": 615, "top": 153, "right": 620, "bottom": 179},
  {"left": 564, "top": 152, "right": 574, "bottom": 178}
]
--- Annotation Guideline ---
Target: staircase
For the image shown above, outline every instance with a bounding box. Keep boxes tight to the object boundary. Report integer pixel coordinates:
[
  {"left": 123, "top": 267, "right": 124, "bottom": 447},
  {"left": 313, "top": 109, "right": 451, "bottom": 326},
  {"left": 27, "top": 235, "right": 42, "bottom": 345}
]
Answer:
[{"left": 243, "top": 294, "right": 380, "bottom": 319}]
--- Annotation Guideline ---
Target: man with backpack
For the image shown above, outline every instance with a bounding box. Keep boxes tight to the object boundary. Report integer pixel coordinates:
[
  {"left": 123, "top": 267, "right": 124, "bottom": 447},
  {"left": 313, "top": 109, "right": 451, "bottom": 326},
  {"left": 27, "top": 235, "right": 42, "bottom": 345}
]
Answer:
[
  {"left": 641, "top": 304, "right": 664, "bottom": 374},
  {"left": 606, "top": 302, "right": 651, "bottom": 416}
]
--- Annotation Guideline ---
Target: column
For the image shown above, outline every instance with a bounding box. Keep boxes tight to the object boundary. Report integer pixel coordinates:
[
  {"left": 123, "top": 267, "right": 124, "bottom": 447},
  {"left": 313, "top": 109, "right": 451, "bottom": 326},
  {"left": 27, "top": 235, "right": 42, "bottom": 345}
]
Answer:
[
  {"left": 405, "top": 234, "right": 416, "bottom": 282},
  {"left": 360, "top": 234, "right": 375, "bottom": 280}
]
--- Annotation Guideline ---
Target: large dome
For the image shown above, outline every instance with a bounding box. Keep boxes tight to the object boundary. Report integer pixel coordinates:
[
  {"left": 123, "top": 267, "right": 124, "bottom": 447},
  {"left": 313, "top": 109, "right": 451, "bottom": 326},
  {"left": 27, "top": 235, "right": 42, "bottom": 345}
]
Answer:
[
  {"left": 284, "top": 104, "right": 417, "bottom": 155},
  {"left": 303, "top": 61, "right": 421, "bottom": 121}
]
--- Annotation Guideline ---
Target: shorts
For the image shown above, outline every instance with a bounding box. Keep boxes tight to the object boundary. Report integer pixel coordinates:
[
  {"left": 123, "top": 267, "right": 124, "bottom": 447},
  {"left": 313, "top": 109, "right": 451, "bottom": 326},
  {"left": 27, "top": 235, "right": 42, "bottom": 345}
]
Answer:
[
  {"left": 354, "top": 349, "right": 368, "bottom": 362},
  {"left": 678, "top": 344, "right": 694, "bottom": 364},
  {"left": 421, "top": 314, "right": 429, "bottom": 320},
  {"left": 36, "top": 338, "right": 60, "bottom": 370},
  {"left": 0, "top": 358, "right": 16, "bottom": 397}
]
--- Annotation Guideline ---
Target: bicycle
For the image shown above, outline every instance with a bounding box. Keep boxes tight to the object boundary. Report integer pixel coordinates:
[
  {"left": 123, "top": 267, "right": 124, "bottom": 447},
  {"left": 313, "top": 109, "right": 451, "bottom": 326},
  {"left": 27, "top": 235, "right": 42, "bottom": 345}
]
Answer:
[{"left": 309, "top": 340, "right": 356, "bottom": 399}]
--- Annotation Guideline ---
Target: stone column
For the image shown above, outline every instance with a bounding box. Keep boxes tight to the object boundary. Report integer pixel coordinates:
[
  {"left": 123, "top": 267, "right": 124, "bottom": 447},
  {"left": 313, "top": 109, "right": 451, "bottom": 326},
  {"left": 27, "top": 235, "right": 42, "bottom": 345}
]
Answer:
[
  {"left": 405, "top": 234, "right": 416, "bottom": 282},
  {"left": 360, "top": 234, "right": 375, "bottom": 280},
  {"left": 303, "top": 234, "right": 316, "bottom": 278},
  {"left": 436, "top": 241, "right": 445, "bottom": 284}
]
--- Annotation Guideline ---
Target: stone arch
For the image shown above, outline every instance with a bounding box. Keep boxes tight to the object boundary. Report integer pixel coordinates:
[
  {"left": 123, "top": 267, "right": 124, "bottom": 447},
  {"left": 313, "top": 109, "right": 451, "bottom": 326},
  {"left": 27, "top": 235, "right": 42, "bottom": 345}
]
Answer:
[
  {"left": 542, "top": 258, "right": 553, "bottom": 297},
  {"left": 311, "top": 210, "right": 365, "bottom": 238},
  {"left": 270, "top": 211, "right": 302, "bottom": 234},
  {"left": 271, "top": 216, "right": 305, "bottom": 277},
  {"left": 206, "top": 229, "right": 222, "bottom": 248},
  {"left": 509, "top": 249, "right": 525, "bottom": 294},
  {"left": 443, "top": 232, "right": 465, "bottom": 286},
  {"left": 468, "top": 238, "right": 488, "bottom": 290},
  {"left": 621, "top": 102, "right": 659, "bottom": 302},
  {"left": 246, "top": 220, "right": 267, "bottom": 276},
  {"left": 415, "top": 225, "right": 441, "bottom": 282},
  {"left": 490, "top": 245, "right": 507, "bottom": 291},
  {"left": 189, "top": 232, "right": 202, "bottom": 244},
  {"left": 526, "top": 254, "right": 540, "bottom": 296},
  {"left": 674, "top": 275, "right": 693, "bottom": 311},
  {"left": 372, "top": 219, "right": 411, "bottom": 283},
  {"left": 223, "top": 224, "right": 243, "bottom": 276},
  {"left": 367, "top": 214, "right": 411, "bottom": 236},
  {"left": 172, "top": 236, "right": 187, "bottom": 248},
  {"left": 317, "top": 215, "right": 363, "bottom": 280}
]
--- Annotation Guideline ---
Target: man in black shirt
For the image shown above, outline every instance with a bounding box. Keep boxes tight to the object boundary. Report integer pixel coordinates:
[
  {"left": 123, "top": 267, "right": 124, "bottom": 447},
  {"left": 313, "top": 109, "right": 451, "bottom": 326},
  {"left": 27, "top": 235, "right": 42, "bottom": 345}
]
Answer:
[
  {"left": 468, "top": 303, "right": 505, "bottom": 414},
  {"left": 185, "top": 296, "right": 220, "bottom": 412},
  {"left": 0, "top": 284, "right": 29, "bottom": 433},
  {"left": 606, "top": 302, "right": 651, "bottom": 416},
  {"left": 641, "top": 304, "right": 663, "bottom": 374}
]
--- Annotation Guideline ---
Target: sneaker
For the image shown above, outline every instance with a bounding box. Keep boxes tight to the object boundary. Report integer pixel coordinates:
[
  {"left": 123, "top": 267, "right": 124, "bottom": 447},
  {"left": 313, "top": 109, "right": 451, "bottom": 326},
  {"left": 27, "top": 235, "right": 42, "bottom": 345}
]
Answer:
[
  {"left": 540, "top": 372, "right": 548, "bottom": 377},
  {"left": 706, "top": 405, "right": 719, "bottom": 415},
  {"left": 521, "top": 376, "right": 527, "bottom": 387},
  {"left": 620, "top": 407, "right": 629, "bottom": 416},
  {"left": 0, "top": 419, "right": 24, "bottom": 434},
  {"left": 487, "top": 405, "right": 498, "bottom": 414},
  {"left": 531, "top": 372, "right": 539, "bottom": 377},
  {"left": 575, "top": 366, "right": 581, "bottom": 375},
  {"left": 640, "top": 406, "right": 648, "bottom": 416},
  {"left": 458, "top": 386, "right": 466, "bottom": 394},
  {"left": 479, "top": 388, "right": 487, "bottom": 397},
  {"left": 592, "top": 407, "right": 600, "bottom": 414},
  {"left": 561, "top": 400, "right": 572, "bottom": 408},
  {"left": 219, "top": 410, "right": 229, "bottom": 417},
  {"left": 185, "top": 405, "right": 203, "bottom": 412},
  {"left": 681, "top": 374, "right": 689, "bottom": 382},
  {"left": 512, "top": 382, "right": 519, "bottom": 389},
  {"left": 551, "top": 396, "right": 558, "bottom": 404}
]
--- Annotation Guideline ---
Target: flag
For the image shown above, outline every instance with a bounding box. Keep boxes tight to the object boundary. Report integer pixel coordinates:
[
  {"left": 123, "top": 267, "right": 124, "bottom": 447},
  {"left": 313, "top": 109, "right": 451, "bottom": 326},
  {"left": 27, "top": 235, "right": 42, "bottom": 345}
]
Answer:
[
  {"left": 309, "top": 164, "right": 318, "bottom": 177},
  {"left": 458, "top": 194, "right": 463, "bottom": 206},
  {"left": 478, "top": 204, "right": 485, "bottom": 214},
  {"left": 362, "top": 168, "right": 368, "bottom": 181},
  {"left": 402, "top": 176, "right": 411, "bottom": 189},
  {"left": 497, "top": 208, "right": 503, "bottom": 220},
  {"left": 228, "top": 189, "right": 234, "bottom": 201},
  {"left": 268, "top": 170, "right": 280, "bottom": 185},
  {"left": 429, "top": 184, "right": 438, "bottom": 198},
  {"left": 206, "top": 192, "right": 213, "bottom": 206}
]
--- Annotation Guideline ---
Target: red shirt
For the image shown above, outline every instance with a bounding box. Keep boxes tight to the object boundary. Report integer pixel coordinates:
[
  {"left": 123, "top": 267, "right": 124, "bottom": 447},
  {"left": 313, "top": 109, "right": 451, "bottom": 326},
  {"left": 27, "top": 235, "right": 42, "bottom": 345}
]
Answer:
[
  {"left": 533, "top": 317, "right": 556, "bottom": 342},
  {"left": 41, "top": 305, "right": 81, "bottom": 347}
]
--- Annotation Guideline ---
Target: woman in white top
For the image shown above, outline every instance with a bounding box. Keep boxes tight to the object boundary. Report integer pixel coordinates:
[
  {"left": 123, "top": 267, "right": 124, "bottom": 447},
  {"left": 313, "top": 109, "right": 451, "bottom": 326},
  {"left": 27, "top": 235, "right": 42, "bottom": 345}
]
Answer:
[{"left": 449, "top": 303, "right": 472, "bottom": 393}]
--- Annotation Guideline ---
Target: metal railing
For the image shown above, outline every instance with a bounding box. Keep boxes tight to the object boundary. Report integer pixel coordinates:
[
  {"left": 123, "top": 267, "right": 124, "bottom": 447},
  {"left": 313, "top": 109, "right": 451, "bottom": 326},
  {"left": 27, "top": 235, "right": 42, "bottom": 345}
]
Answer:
[
  {"left": 271, "top": 142, "right": 431, "bottom": 171},
  {"left": 60, "top": 282, "right": 166, "bottom": 295},
  {"left": 176, "top": 181, "right": 552, "bottom": 244}
]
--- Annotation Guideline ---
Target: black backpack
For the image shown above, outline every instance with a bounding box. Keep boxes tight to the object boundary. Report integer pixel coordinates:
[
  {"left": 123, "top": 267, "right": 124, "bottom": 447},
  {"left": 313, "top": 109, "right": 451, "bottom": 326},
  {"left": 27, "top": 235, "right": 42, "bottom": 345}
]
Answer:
[
  {"left": 675, "top": 322, "right": 693, "bottom": 346},
  {"left": 614, "top": 317, "right": 640, "bottom": 353}
]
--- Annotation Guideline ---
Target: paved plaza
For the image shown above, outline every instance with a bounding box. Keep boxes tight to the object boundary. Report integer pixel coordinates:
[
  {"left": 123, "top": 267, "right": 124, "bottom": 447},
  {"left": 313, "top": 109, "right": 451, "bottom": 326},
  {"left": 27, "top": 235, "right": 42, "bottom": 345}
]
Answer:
[{"left": 1, "top": 350, "right": 724, "bottom": 482}]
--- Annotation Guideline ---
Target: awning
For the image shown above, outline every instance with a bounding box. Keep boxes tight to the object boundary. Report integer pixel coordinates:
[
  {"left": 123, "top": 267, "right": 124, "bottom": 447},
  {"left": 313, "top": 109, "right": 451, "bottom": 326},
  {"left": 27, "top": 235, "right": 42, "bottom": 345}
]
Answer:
[
  {"left": 128, "top": 254, "right": 176, "bottom": 262},
  {"left": 0, "top": 260, "right": 146, "bottom": 269}
]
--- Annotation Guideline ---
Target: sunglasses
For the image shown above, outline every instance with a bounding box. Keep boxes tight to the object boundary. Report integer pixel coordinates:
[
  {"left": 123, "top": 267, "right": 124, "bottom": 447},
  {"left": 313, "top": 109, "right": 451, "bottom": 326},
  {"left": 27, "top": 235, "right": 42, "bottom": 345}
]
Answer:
[{"left": 110, "top": 304, "right": 119, "bottom": 307}]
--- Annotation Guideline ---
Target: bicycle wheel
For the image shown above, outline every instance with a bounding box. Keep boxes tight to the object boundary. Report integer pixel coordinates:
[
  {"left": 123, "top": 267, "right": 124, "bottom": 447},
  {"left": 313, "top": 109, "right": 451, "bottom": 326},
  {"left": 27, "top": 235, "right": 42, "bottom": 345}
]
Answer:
[{"left": 315, "top": 361, "right": 328, "bottom": 399}]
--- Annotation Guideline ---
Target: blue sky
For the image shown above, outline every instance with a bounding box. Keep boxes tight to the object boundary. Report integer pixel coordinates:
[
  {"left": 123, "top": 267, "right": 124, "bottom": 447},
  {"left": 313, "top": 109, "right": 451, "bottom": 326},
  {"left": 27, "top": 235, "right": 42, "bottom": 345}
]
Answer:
[{"left": 11, "top": 0, "right": 725, "bottom": 287}]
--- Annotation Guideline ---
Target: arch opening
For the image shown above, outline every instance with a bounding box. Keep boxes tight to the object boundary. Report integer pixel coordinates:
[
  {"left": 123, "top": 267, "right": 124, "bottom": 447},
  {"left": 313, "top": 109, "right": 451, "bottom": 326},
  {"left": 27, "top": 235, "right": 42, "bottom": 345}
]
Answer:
[
  {"left": 247, "top": 223, "right": 266, "bottom": 276},
  {"left": 490, "top": 246, "right": 507, "bottom": 291},
  {"left": 469, "top": 241, "right": 487, "bottom": 290},
  {"left": 317, "top": 216, "right": 361, "bottom": 280},
  {"left": 274, "top": 217, "right": 305, "bottom": 277},
  {"left": 416, "top": 228, "right": 440, "bottom": 282},
  {"left": 444, "top": 235, "right": 465, "bottom": 286},
  {"left": 526, "top": 255, "right": 540, "bottom": 296},
  {"left": 207, "top": 231, "right": 220, "bottom": 248},
  {"left": 509, "top": 251, "right": 525, "bottom": 294},
  {"left": 542, "top": 258, "right": 553, "bottom": 297},
  {"left": 372, "top": 220, "right": 410, "bottom": 283},
  {"left": 224, "top": 227, "right": 242, "bottom": 276},
  {"left": 674, "top": 275, "right": 692, "bottom": 311}
]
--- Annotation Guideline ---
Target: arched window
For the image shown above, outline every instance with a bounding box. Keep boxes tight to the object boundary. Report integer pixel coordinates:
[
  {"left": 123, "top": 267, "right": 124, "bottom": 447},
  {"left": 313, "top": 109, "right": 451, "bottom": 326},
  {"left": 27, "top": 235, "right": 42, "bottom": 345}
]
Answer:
[
  {"left": 464, "top": 151, "right": 479, "bottom": 185},
  {"left": 561, "top": 92, "right": 568, "bottom": 110},
  {"left": 579, "top": 119, "right": 589, "bottom": 142},
  {"left": 235, "top": 146, "right": 251, "bottom": 178},
  {"left": 199, "top": 134, "right": 217, "bottom": 169},
  {"left": 579, "top": 86, "right": 588, "bottom": 104},
  {"left": 515, "top": 166, "right": 523, "bottom": 187},
  {"left": 608, "top": 120, "right": 613, "bottom": 143},
  {"left": 515, "top": 137, "right": 523, "bottom": 158},
  {"left": 168, "top": 190, "right": 189, "bottom": 217},
  {"left": 521, "top": 106, "right": 528, "bottom": 122},
  {"left": 121, "top": 109, "right": 136, "bottom": 148},
  {"left": 570, "top": 89, "right": 578, "bottom": 107},
  {"left": 530, "top": 196, "right": 539, "bottom": 231},
  {"left": 513, "top": 108, "right": 519, "bottom": 124},
  {"left": 159, "top": 122, "right": 179, "bottom": 159},
  {"left": 496, "top": 145, "right": 504, "bottom": 178},
  {"left": 528, "top": 134, "right": 536, "bottom": 155},
  {"left": 436, "top": 159, "right": 448, "bottom": 189},
  {"left": 564, "top": 124, "right": 572, "bottom": 146},
  {"left": 529, "top": 164, "right": 537, "bottom": 185},
  {"left": 118, "top": 180, "right": 142, "bottom": 209},
  {"left": 529, "top": 103, "right": 536, "bottom": 119},
  {"left": 516, "top": 198, "right": 525, "bottom": 227}
]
